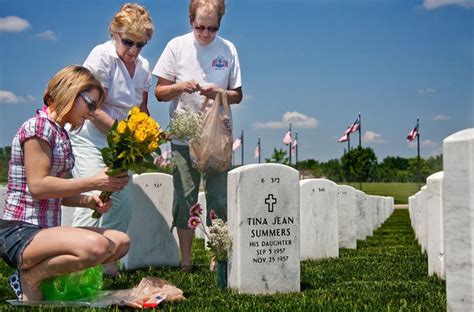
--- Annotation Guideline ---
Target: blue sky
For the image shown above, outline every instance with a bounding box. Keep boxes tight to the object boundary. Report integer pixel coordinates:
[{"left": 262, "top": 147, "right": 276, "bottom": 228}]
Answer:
[{"left": 0, "top": 0, "right": 472, "bottom": 163}]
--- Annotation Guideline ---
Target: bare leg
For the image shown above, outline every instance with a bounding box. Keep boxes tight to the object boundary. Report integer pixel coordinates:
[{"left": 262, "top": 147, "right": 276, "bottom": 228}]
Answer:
[
  {"left": 19, "top": 226, "right": 130, "bottom": 301},
  {"left": 177, "top": 228, "right": 194, "bottom": 269}
]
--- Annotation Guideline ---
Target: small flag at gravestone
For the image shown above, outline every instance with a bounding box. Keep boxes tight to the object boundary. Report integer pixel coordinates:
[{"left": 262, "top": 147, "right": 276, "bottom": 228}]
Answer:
[
  {"left": 283, "top": 131, "right": 292, "bottom": 145},
  {"left": 254, "top": 144, "right": 260, "bottom": 159},
  {"left": 407, "top": 125, "right": 419, "bottom": 142}
]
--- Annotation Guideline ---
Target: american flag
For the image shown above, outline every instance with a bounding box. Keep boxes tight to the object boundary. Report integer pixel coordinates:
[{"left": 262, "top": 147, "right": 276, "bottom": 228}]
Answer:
[
  {"left": 232, "top": 137, "right": 241, "bottom": 151},
  {"left": 283, "top": 131, "right": 292, "bottom": 145},
  {"left": 254, "top": 144, "right": 260, "bottom": 159},
  {"left": 338, "top": 133, "right": 349, "bottom": 142},
  {"left": 348, "top": 117, "right": 360, "bottom": 134},
  {"left": 406, "top": 125, "right": 419, "bottom": 142},
  {"left": 291, "top": 139, "right": 297, "bottom": 155}
]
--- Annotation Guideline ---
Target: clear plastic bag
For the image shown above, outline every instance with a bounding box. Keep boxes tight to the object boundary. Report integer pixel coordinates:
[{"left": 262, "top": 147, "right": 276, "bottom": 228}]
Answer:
[{"left": 189, "top": 90, "right": 233, "bottom": 173}]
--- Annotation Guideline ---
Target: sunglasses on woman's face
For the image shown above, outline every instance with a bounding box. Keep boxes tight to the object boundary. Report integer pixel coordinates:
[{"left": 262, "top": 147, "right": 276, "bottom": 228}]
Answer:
[
  {"left": 193, "top": 24, "right": 219, "bottom": 33},
  {"left": 79, "top": 92, "right": 97, "bottom": 112},
  {"left": 119, "top": 33, "right": 147, "bottom": 49}
]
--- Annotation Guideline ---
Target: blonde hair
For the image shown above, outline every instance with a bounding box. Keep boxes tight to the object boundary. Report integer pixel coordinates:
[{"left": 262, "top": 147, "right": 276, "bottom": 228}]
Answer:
[
  {"left": 109, "top": 3, "right": 154, "bottom": 41},
  {"left": 43, "top": 65, "right": 105, "bottom": 130},
  {"left": 189, "top": 0, "right": 226, "bottom": 25}
]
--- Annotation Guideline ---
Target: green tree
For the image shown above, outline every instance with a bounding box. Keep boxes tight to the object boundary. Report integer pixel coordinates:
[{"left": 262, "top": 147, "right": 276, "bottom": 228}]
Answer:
[
  {"left": 265, "top": 148, "right": 289, "bottom": 164},
  {"left": 0, "top": 146, "right": 11, "bottom": 183},
  {"left": 341, "top": 147, "right": 378, "bottom": 183},
  {"left": 377, "top": 156, "right": 410, "bottom": 182},
  {"left": 319, "top": 159, "right": 343, "bottom": 182}
]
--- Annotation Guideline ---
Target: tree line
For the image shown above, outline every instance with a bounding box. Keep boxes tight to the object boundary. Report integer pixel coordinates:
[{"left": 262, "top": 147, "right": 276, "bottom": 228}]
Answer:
[{"left": 266, "top": 147, "right": 442, "bottom": 183}]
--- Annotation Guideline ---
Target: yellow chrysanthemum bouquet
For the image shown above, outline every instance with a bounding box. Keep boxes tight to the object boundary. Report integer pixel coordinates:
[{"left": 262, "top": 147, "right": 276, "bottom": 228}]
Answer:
[{"left": 92, "top": 107, "right": 164, "bottom": 218}]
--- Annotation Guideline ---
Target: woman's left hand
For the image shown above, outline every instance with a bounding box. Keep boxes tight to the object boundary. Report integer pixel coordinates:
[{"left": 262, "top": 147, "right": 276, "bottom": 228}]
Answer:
[
  {"left": 88, "top": 195, "right": 112, "bottom": 214},
  {"left": 199, "top": 84, "right": 219, "bottom": 99}
]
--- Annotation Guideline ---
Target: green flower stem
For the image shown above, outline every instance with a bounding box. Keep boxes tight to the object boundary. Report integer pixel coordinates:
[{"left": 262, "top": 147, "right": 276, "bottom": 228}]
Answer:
[{"left": 91, "top": 191, "right": 113, "bottom": 219}]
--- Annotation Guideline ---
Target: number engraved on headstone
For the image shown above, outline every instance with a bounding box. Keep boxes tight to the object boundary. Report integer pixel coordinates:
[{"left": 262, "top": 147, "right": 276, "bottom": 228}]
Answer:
[
  {"left": 271, "top": 178, "right": 280, "bottom": 183},
  {"left": 154, "top": 183, "right": 162, "bottom": 187},
  {"left": 318, "top": 188, "right": 325, "bottom": 192},
  {"left": 264, "top": 194, "right": 277, "bottom": 213}
]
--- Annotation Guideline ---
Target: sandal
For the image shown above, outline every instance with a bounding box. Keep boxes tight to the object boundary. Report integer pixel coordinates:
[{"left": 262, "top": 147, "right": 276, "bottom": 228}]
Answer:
[{"left": 8, "top": 271, "right": 22, "bottom": 300}]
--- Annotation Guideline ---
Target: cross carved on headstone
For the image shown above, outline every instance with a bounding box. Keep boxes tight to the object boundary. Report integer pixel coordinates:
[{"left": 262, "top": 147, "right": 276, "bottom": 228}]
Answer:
[{"left": 265, "top": 194, "right": 277, "bottom": 213}]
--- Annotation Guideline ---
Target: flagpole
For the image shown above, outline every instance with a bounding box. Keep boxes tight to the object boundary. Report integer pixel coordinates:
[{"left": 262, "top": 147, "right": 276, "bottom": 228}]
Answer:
[
  {"left": 241, "top": 130, "right": 244, "bottom": 166},
  {"left": 347, "top": 133, "right": 351, "bottom": 152},
  {"left": 358, "top": 112, "right": 362, "bottom": 148},
  {"left": 295, "top": 132, "right": 298, "bottom": 169},
  {"left": 258, "top": 137, "right": 261, "bottom": 164},
  {"left": 348, "top": 134, "right": 351, "bottom": 185},
  {"left": 416, "top": 117, "right": 420, "bottom": 190},
  {"left": 288, "top": 123, "right": 292, "bottom": 165}
]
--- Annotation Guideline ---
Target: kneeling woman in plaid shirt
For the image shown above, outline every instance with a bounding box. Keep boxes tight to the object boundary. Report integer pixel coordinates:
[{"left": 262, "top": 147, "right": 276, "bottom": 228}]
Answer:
[{"left": 0, "top": 65, "right": 130, "bottom": 301}]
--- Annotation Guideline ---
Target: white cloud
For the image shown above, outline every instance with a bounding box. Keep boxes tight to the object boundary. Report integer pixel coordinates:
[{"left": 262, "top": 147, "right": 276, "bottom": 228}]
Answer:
[
  {"left": 0, "top": 90, "right": 35, "bottom": 104},
  {"left": 252, "top": 111, "right": 318, "bottom": 129},
  {"left": 35, "top": 30, "right": 57, "bottom": 41},
  {"left": 0, "top": 16, "right": 30, "bottom": 32},
  {"left": 417, "top": 88, "right": 436, "bottom": 95},
  {"left": 362, "top": 131, "right": 387, "bottom": 143},
  {"left": 433, "top": 114, "right": 450, "bottom": 121},
  {"left": 0, "top": 90, "right": 21, "bottom": 103},
  {"left": 423, "top": 0, "right": 474, "bottom": 9}
]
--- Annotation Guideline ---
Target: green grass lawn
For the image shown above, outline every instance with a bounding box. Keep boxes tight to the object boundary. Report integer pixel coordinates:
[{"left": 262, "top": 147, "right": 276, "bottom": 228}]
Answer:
[
  {"left": 346, "top": 182, "right": 422, "bottom": 204},
  {"left": 0, "top": 209, "right": 445, "bottom": 311}
]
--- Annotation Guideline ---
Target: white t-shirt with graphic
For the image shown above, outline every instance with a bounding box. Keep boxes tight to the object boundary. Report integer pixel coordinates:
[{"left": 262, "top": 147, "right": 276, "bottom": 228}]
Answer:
[
  {"left": 152, "top": 33, "right": 242, "bottom": 145},
  {"left": 72, "top": 40, "right": 152, "bottom": 148}
]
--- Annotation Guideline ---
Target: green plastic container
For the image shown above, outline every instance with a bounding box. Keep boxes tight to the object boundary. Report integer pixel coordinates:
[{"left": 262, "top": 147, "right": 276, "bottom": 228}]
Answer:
[{"left": 40, "top": 265, "right": 103, "bottom": 301}]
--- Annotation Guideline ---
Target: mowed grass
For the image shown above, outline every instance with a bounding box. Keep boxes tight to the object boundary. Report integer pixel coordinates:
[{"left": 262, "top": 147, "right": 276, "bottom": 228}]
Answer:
[
  {"left": 0, "top": 209, "right": 445, "bottom": 311},
  {"left": 347, "top": 182, "right": 421, "bottom": 204}
]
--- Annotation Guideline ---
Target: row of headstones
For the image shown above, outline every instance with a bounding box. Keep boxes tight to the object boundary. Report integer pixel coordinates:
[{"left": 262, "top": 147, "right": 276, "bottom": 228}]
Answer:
[
  {"left": 61, "top": 163, "right": 393, "bottom": 294},
  {"left": 408, "top": 172, "right": 444, "bottom": 279},
  {"left": 408, "top": 128, "right": 474, "bottom": 312},
  {"left": 0, "top": 168, "right": 394, "bottom": 296}
]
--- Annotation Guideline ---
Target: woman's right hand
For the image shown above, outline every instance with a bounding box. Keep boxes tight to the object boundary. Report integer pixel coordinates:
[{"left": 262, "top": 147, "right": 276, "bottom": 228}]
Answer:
[
  {"left": 179, "top": 80, "right": 200, "bottom": 94},
  {"left": 93, "top": 168, "right": 129, "bottom": 192}
]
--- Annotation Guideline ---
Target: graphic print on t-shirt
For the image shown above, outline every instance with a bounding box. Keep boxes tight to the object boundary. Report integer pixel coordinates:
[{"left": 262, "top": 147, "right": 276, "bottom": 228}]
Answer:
[{"left": 212, "top": 56, "right": 228, "bottom": 70}]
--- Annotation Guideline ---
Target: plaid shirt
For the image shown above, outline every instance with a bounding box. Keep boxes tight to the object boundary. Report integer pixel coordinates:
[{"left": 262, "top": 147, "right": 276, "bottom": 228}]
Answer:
[{"left": 2, "top": 110, "right": 75, "bottom": 227}]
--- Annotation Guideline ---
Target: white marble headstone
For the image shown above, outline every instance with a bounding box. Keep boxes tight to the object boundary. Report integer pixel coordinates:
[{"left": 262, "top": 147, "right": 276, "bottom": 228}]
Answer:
[
  {"left": 443, "top": 128, "right": 474, "bottom": 311},
  {"left": 355, "top": 190, "right": 368, "bottom": 240},
  {"left": 337, "top": 185, "right": 357, "bottom": 249},
  {"left": 299, "top": 179, "right": 338, "bottom": 260},
  {"left": 367, "top": 195, "right": 377, "bottom": 232},
  {"left": 0, "top": 186, "right": 7, "bottom": 216},
  {"left": 228, "top": 164, "right": 300, "bottom": 294},
  {"left": 419, "top": 186, "right": 428, "bottom": 254},
  {"left": 408, "top": 195, "right": 415, "bottom": 231},
  {"left": 121, "top": 173, "right": 179, "bottom": 269},
  {"left": 426, "top": 171, "right": 444, "bottom": 279}
]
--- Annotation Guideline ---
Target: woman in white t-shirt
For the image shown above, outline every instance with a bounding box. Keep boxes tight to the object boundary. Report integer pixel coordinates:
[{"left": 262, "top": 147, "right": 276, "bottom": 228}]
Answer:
[
  {"left": 153, "top": 0, "right": 242, "bottom": 272},
  {"left": 69, "top": 3, "right": 154, "bottom": 275}
]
